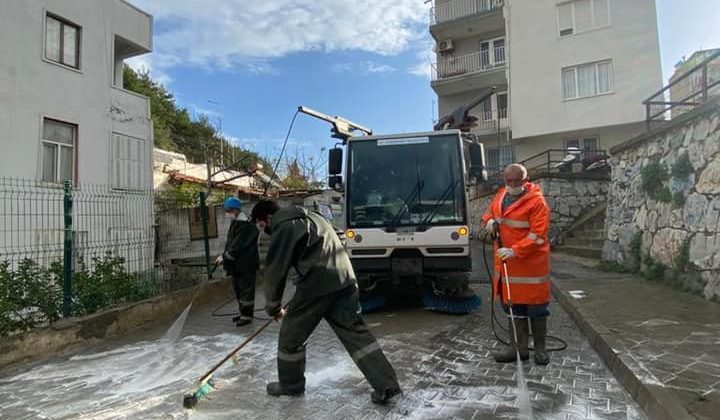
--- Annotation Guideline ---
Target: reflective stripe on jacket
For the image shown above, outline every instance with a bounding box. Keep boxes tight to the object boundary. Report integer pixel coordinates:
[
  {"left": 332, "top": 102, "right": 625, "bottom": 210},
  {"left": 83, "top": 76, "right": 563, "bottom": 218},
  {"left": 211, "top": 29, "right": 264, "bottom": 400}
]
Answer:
[{"left": 482, "top": 181, "right": 551, "bottom": 305}]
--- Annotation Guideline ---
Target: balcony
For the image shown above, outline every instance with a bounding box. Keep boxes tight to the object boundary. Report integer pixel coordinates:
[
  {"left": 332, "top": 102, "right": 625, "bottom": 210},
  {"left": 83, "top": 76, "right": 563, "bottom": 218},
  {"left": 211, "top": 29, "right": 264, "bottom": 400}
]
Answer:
[
  {"left": 471, "top": 108, "right": 509, "bottom": 136},
  {"left": 431, "top": 0, "right": 503, "bottom": 25},
  {"left": 430, "top": 0, "right": 505, "bottom": 40},
  {"left": 110, "top": 87, "right": 151, "bottom": 139},
  {"left": 111, "top": 0, "right": 153, "bottom": 53},
  {"left": 431, "top": 47, "right": 507, "bottom": 95}
]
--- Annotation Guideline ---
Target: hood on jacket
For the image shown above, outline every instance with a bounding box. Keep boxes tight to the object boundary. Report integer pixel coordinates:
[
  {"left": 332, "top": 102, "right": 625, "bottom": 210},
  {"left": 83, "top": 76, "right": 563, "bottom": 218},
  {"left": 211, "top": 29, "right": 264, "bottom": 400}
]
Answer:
[{"left": 271, "top": 205, "right": 308, "bottom": 227}]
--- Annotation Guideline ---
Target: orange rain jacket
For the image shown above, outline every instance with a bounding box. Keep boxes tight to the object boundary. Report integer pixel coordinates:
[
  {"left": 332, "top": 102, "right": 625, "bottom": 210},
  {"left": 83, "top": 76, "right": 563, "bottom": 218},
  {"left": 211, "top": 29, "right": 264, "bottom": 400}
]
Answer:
[{"left": 482, "top": 181, "right": 551, "bottom": 305}]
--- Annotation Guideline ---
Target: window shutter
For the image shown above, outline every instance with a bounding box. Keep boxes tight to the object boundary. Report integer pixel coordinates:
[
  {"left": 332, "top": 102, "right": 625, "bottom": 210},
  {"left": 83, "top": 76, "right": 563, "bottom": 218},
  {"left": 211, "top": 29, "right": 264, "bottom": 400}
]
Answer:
[
  {"left": 558, "top": 3, "right": 573, "bottom": 36},
  {"left": 574, "top": 0, "right": 593, "bottom": 32}
]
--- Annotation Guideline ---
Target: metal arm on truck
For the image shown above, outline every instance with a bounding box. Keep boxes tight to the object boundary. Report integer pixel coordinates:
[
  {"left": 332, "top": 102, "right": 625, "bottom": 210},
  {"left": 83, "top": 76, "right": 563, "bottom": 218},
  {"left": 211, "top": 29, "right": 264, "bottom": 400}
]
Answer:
[
  {"left": 297, "top": 106, "right": 373, "bottom": 143},
  {"left": 433, "top": 86, "right": 497, "bottom": 132}
]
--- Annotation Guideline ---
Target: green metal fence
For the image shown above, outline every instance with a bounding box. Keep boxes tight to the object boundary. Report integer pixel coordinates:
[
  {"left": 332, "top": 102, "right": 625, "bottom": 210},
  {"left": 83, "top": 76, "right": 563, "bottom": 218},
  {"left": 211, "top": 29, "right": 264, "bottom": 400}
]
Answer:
[{"left": 0, "top": 177, "right": 222, "bottom": 337}]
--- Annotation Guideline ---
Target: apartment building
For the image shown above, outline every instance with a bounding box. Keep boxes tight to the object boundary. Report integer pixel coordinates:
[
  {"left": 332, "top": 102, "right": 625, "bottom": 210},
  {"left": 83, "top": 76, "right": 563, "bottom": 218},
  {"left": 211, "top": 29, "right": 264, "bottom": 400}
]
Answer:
[
  {"left": 0, "top": 0, "right": 154, "bottom": 271},
  {"left": 669, "top": 48, "right": 720, "bottom": 118},
  {"left": 0, "top": 0, "right": 153, "bottom": 188},
  {"left": 430, "top": 0, "right": 663, "bottom": 171}
]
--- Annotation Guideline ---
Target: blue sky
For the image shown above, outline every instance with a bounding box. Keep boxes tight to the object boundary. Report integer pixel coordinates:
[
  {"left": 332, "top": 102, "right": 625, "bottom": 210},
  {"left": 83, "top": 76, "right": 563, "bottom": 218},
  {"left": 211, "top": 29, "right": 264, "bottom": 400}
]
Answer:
[{"left": 129, "top": 0, "right": 719, "bottom": 166}]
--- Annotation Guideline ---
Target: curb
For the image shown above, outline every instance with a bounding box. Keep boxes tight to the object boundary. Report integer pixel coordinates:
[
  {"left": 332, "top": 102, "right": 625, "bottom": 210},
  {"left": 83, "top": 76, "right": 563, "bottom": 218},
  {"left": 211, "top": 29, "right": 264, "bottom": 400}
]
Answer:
[
  {"left": 552, "top": 281, "right": 696, "bottom": 420},
  {"left": 0, "top": 278, "right": 232, "bottom": 369}
]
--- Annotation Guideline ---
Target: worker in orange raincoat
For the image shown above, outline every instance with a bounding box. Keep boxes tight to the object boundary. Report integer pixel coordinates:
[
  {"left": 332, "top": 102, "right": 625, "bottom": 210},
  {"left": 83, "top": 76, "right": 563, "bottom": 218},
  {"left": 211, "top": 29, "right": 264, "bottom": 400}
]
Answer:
[{"left": 482, "top": 163, "right": 552, "bottom": 365}]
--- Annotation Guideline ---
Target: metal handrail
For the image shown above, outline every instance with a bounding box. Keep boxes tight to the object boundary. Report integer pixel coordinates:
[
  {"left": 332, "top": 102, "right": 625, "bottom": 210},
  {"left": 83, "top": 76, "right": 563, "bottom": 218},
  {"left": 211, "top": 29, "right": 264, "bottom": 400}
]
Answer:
[
  {"left": 430, "top": 0, "right": 504, "bottom": 25},
  {"left": 643, "top": 50, "right": 720, "bottom": 127},
  {"left": 483, "top": 149, "right": 609, "bottom": 183},
  {"left": 432, "top": 46, "right": 506, "bottom": 81}
]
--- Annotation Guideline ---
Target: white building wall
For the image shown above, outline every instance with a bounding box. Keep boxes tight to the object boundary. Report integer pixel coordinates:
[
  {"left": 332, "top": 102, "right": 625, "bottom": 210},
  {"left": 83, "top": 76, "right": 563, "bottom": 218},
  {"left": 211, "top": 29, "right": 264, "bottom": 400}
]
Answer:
[
  {"left": 507, "top": 0, "right": 662, "bottom": 140},
  {"left": 512, "top": 121, "right": 647, "bottom": 162},
  {"left": 0, "top": 0, "right": 152, "bottom": 187},
  {"left": 0, "top": 0, "right": 154, "bottom": 272}
]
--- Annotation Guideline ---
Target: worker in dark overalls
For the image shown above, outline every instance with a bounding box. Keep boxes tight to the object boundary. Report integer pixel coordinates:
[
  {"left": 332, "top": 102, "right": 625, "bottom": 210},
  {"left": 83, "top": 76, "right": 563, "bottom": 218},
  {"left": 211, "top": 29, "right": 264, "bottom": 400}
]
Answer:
[
  {"left": 216, "top": 197, "right": 259, "bottom": 327},
  {"left": 250, "top": 200, "right": 402, "bottom": 404}
]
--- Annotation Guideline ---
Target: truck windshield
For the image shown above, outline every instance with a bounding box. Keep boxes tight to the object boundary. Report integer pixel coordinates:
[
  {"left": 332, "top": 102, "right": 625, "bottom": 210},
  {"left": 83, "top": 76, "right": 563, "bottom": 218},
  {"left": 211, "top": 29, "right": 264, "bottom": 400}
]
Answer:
[{"left": 347, "top": 134, "right": 466, "bottom": 228}]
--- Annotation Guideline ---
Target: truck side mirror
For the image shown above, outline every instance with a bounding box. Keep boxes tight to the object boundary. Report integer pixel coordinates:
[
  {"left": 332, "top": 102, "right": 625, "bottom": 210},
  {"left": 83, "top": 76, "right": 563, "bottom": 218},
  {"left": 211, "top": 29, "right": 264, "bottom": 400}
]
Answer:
[
  {"left": 469, "top": 143, "right": 488, "bottom": 182},
  {"left": 328, "top": 148, "right": 343, "bottom": 175},
  {"left": 328, "top": 175, "right": 343, "bottom": 191}
]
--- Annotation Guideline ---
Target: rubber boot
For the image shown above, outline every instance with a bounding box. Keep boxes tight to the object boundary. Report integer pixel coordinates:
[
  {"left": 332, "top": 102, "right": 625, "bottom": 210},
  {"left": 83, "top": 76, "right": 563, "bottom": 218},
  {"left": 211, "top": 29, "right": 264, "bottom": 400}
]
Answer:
[
  {"left": 494, "top": 318, "right": 529, "bottom": 363},
  {"left": 266, "top": 381, "right": 305, "bottom": 397},
  {"left": 531, "top": 317, "right": 550, "bottom": 365},
  {"left": 370, "top": 388, "right": 403, "bottom": 405}
]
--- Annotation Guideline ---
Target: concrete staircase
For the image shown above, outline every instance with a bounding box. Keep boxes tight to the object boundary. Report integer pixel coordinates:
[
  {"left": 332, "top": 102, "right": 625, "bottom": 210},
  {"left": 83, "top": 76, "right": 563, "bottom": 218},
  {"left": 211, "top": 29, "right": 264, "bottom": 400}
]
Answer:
[{"left": 554, "top": 203, "right": 606, "bottom": 260}]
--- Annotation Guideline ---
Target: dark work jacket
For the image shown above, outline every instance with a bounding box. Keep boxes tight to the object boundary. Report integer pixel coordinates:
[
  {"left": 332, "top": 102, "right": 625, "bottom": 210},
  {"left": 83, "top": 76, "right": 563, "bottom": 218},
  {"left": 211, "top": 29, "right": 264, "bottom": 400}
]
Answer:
[
  {"left": 264, "top": 206, "right": 356, "bottom": 313},
  {"left": 223, "top": 219, "right": 260, "bottom": 275}
]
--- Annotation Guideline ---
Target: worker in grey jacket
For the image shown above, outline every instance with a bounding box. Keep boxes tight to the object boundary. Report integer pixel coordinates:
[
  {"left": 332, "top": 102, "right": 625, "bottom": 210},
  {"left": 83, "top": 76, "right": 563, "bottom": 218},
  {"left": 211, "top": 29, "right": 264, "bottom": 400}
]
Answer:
[{"left": 250, "top": 200, "right": 402, "bottom": 404}]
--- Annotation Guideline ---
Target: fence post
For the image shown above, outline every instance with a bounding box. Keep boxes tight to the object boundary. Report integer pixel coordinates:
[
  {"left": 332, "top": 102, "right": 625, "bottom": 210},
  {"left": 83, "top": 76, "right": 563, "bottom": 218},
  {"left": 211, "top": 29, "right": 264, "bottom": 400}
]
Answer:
[
  {"left": 199, "top": 191, "right": 211, "bottom": 277},
  {"left": 62, "top": 180, "right": 73, "bottom": 317}
]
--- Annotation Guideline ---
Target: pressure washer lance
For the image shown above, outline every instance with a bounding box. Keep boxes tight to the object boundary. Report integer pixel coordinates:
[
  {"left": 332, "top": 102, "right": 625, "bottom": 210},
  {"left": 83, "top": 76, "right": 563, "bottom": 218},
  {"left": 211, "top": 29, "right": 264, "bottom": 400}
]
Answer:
[
  {"left": 182, "top": 305, "right": 286, "bottom": 409},
  {"left": 483, "top": 232, "right": 567, "bottom": 352},
  {"left": 499, "top": 254, "right": 523, "bottom": 360}
]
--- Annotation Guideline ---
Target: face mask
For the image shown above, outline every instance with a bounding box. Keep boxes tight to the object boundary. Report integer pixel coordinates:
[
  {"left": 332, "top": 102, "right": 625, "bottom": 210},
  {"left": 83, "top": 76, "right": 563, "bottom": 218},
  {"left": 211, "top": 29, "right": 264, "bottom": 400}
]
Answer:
[
  {"left": 237, "top": 212, "right": 248, "bottom": 221},
  {"left": 264, "top": 226, "right": 272, "bottom": 235},
  {"left": 506, "top": 185, "right": 525, "bottom": 196}
]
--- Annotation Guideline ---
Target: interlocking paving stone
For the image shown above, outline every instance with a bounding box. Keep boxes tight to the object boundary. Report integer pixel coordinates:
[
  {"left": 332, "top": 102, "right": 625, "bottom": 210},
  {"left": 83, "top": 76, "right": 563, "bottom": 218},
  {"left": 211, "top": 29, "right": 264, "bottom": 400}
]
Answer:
[{"left": 0, "top": 269, "right": 646, "bottom": 420}]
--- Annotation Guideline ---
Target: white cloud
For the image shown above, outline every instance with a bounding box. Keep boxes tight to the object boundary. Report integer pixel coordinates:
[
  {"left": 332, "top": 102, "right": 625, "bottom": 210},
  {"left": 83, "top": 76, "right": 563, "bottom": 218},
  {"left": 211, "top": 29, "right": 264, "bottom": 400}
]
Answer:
[
  {"left": 407, "top": 36, "right": 434, "bottom": 78},
  {"left": 332, "top": 61, "right": 397, "bottom": 75},
  {"left": 125, "top": 54, "right": 175, "bottom": 86},
  {"left": 130, "top": 0, "right": 428, "bottom": 74}
]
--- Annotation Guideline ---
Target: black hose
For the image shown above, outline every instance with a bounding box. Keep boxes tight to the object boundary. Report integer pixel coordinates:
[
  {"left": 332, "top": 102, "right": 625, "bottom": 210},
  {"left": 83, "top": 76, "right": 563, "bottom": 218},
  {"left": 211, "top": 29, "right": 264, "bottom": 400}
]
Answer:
[
  {"left": 482, "top": 233, "right": 567, "bottom": 352},
  {"left": 211, "top": 297, "right": 272, "bottom": 321}
]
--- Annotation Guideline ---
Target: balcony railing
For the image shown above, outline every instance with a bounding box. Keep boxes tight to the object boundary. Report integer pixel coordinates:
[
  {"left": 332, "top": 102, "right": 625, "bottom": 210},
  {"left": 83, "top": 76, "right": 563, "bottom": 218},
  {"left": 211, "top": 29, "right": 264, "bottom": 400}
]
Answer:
[
  {"left": 643, "top": 50, "right": 720, "bottom": 128},
  {"left": 431, "top": 0, "right": 504, "bottom": 25},
  {"left": 473, "top": 108, "right": 509, "bottom": 133},
  {"left": 432, "top": 46, "right": 506, "bottom": 81}
]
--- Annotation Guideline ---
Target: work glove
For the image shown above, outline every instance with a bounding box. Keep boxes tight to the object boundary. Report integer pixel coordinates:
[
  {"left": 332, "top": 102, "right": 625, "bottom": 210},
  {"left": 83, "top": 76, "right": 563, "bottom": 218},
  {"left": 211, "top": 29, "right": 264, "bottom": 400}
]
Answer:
[
  {"left": 273, "top": 308, "right": 287, "bottom": 322},
  {"left": 485, "top": 219, "right": 499, "bottom": 235},
  {"left": 497, "top": 247, "right": 515, "bottom": 260},
  {"left": 266, "top": 303, "right": 282, "bottom": 318},
  {"left": 214, "top": 255, "right": 223, "bottom": 265}
]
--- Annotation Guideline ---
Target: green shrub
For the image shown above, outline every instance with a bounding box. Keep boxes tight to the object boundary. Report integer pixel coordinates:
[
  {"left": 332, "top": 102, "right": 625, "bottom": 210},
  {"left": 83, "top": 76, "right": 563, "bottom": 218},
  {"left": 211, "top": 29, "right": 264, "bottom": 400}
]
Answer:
[
  {"left": 597, "top": 260, "right": 630, "bottom": 273},
  {"left": 628, "top": 232, "right": 643, "bottom": 273},
  {"left": 0, "top": 259, "right": 63, "bottom": 336},
  {"left": 671, "top": 152, "right": 693, "bottom": 178},
  {"left": 672, "top": 191, "right": 686, "bottom": 208},
  {"left": 641, "top": 162, "right": 673, "bottom": 203},
  {"left": 73, "top": 253, "right": 157, "bottom": 316},
  {"left": 642, "top": 255, "right": 667, "bottom": 281},
  {"left": 1, "top": 253, "right": 158, "bottom": 336}
]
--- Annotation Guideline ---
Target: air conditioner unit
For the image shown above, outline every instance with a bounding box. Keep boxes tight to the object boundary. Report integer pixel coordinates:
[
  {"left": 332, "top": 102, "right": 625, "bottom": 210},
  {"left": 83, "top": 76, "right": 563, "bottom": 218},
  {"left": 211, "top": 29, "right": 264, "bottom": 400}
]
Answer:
[{"left": 438, "top": 39, "right": 454, "bottom": 53}]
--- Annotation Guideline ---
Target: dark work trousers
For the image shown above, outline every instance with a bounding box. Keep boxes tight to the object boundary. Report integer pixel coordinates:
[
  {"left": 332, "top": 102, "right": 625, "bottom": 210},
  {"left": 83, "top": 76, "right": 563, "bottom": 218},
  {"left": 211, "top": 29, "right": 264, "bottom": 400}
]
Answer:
[
  {"left": 231, "top": 272, "right": 256, "bottom": 321},
  {"left": 277, "top": 285, "right": 400, "bottom": 394}
]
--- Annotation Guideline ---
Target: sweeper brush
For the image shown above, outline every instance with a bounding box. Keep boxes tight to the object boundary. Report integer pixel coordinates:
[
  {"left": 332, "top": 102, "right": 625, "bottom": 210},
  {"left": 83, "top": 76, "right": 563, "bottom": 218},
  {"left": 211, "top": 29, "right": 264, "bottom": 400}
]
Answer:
[{"left": 183, "top": 316, "right": 275, "bottom": 409}]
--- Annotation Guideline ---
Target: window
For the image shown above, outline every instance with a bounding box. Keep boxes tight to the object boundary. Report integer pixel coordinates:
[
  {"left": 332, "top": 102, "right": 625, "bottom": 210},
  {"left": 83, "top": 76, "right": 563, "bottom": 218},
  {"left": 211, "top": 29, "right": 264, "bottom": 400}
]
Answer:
[
  {"left": 480, "top": 37, "right": 505, "bottom": 68},
  {"left": 487, "top": 145, "right": 514, "bottom": 173},
  {"left": 111, "top": 134, "right": 147, "bottom": 190},
  {"left": 45, "top": 14, "right": 80, "bottom": 68},
  {"left": 557, "top": 0, "right": 610, "bottom": 37},
  {"left": 496, "top": 92, "right": 508, "bottom": 118},
  {"left": 41, "top": 119, "right": 76, "bottom": 183},
  {"left": 565, "top": 137, "right": 599, "bottom": 151},
  {"left": 562, "top": 60, "right": 614, "bottom": 100}
]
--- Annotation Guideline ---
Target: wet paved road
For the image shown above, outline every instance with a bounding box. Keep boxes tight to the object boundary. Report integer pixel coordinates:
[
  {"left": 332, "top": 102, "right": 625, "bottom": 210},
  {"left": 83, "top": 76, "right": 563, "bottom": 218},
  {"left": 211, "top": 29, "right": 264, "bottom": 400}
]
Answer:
[{"left": 0, "top": 277, "right": 646, "bottom": 420}]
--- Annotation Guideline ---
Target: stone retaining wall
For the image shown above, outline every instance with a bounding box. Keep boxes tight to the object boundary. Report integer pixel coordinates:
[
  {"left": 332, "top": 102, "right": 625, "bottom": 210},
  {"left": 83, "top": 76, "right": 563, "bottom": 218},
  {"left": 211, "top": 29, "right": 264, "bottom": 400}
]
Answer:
[
  {"left": 603, "top": 100, "right": 720, "bottom": 300},
  {"left": 469, "top": 175, "right": 609, "bottom": 241}
]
